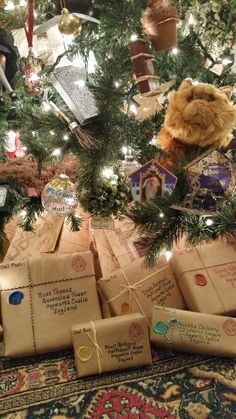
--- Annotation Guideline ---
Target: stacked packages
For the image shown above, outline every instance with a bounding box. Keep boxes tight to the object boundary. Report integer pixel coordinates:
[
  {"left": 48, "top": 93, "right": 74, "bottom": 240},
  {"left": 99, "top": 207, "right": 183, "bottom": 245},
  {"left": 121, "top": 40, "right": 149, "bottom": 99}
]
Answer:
[{"left": 0, "top": 214, "right": 236, "bottom": 378}]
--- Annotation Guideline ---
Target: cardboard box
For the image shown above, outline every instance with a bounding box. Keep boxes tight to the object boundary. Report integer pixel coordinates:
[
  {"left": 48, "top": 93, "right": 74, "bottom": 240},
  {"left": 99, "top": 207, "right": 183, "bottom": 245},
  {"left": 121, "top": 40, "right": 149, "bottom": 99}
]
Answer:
[
  {"left": 0, "top": 251, "right": 101, "bottom": 357},
  {"left": 151, "top": 306, "right": 236, "bottom": 357},
  {"left": 170, "top": 242, "right": 236, "bottom": 315},
  {"left": 72, "top": 313, "right": 152, "bottom": 377},
  {"left": 98, "top": 258, "right": 186, "bottom": 324}
]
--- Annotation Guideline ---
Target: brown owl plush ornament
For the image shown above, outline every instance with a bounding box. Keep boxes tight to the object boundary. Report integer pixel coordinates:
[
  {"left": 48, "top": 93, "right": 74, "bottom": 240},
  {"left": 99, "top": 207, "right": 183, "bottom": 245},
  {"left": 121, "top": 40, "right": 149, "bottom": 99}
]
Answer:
[{"left": 157, "top": 79, "right": 236, "bottom": 169}]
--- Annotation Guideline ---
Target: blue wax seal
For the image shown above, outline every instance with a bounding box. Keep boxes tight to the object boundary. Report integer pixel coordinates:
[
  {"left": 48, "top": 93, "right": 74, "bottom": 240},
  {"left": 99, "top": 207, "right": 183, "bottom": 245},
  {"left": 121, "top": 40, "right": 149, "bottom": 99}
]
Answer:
[
  {"left": 9, "top": 291, "right": 24, "bottom": 305},
  {"left": 153, "top": 321, "right": 169, "bottom": 335}
]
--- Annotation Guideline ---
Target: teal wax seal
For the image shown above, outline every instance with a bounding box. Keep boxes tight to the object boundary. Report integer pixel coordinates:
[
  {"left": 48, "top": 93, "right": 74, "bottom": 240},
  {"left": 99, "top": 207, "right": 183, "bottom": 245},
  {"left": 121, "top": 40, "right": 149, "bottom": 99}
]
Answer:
[{"left": 153, "top": 321, "right": 169, "bottom": 335}]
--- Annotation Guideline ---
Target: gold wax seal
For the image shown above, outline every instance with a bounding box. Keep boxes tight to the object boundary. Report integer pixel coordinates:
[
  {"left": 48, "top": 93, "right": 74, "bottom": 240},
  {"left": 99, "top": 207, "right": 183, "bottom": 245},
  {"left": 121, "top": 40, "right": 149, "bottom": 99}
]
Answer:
[
  {"left": 120, "top": 302, "right": 132, "bottom": 315},
  {"left": 77, "top": 346, "right": 92, "bottom": 362}
]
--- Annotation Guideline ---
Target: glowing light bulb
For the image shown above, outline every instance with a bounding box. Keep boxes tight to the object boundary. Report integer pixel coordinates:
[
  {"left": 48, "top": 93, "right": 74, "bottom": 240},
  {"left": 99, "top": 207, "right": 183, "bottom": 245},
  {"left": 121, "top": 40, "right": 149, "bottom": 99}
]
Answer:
[
  {"left": 63, "top": 135, "right": 69, "bottom": 141},
  {"left": 122, "top": 146, "right": 128, "bottom": 155},
  {"left": 130, "top": 34, "right": 138, "bottom": 41},
  {"left": 129, "top": 104, "right": 137, "bottom": 115},
  {"left": 205, "top": 218, "right": 214, "bottom": 226},
  {"left": 222, "top": 58, "right": 232, "bottom": 66},
  {"left": 159, "top": 212, "right": 164, "bottom": 218},
  {"left": 188, "top": 13, "right": 195, "bottom": 25},
  {"left": 165, "top": 251, "right": 173, "bottom": 262},
  {"left": 102, "top": 167, "right": 114, "bottom": 179},
  {"left": 114, "top": 81, "right": 120, "bottom": 88},
  {"left": 52, "top": 148, "right": 61, "bottom": 156},
  {"left": 42, "top": 102, "right": 51, "bottom": 112},
  {"left": 4, "top": 1, "right": 15, "bottom": 10},
  {"left": 172, "top": 48, "right": 178, "bottom": 55},
  {"left": 50, "top": 130, "right": 55, "bottom": 136}
]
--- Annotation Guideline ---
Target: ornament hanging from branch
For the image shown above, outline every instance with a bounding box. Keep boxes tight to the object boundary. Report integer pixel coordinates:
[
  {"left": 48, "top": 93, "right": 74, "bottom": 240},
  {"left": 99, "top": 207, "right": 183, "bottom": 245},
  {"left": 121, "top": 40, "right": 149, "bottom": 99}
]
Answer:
[
  {"left": 49, "top": 100, "right": 100, "bottom": 151},
  {"left": 0, "top": 29, "right": 18, "bottom": 106},
  {"left": 128, "top": 38, "right": 161, "bottom": 96},
  {"left": 20, "top": 0, "right": 43, "bottom": 96},
  {"left": 33, "top": 0, "right": 100, "bottom": 38},
  {"left": 142, "top": 0, "right": 179, "bottom": 52},
  {"left": 50, "top": 65, "right": 99, "bottom": 126},
  {"left": 42, "top": 173, "right": 78, "bottom": 217}
]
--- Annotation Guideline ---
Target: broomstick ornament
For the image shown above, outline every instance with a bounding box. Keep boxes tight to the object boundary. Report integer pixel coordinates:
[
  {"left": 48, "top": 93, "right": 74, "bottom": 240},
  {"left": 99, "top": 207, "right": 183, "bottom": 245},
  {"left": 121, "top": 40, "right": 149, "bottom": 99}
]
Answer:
[{"left": 49, "top": 100, "right": 100, "bottom": 151}]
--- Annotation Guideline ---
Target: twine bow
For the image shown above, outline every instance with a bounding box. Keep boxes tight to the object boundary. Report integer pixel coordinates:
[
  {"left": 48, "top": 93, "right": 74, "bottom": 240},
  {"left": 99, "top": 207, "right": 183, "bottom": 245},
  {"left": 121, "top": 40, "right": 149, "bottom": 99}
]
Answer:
[
  {"left": 105, "top": 268, "right": 166, "bottom": 325},
  {"left": 87, "top": 321, "right": 103, "bottom": 374}
]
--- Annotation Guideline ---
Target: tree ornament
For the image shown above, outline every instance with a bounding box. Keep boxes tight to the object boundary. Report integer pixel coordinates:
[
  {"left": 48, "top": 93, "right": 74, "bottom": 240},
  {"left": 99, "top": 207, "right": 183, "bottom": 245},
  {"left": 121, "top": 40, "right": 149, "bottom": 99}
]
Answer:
[
  {"left": 142, "top": 0, "right": 179, "bottom": 52},
  {"left": 49, "top": 100, "right": 100, "bottom": 150},
  {"left": 33, "top": 2, "right": 99, "bottom": 37},
  {"left": 41, "top": 174, "right": 78, "bottom": 216},
  {"left": 0, "top": 29, "right": 18, "bottom": 105},
  {"left": 21, "top": 49, "right": 43, "bottom": 96},
  {"left": 128, "top": 38, "right": 160, "bottom": 96},
  {"left": 78, "top": 164, "right": 131, "bottom": 216},
  {"left": 58, "top": 8, "right": 82, "bottom": 37},
  {"left": 20, "top": 0, "right": 43, "bottom": 96}
]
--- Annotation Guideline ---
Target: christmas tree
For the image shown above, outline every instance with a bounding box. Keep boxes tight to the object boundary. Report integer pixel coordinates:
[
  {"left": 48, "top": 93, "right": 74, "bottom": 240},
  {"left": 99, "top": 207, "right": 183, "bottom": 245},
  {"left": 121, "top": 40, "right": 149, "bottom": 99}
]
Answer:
[{"left": 0, "top": 0, "right": 235, "bottom": 263}]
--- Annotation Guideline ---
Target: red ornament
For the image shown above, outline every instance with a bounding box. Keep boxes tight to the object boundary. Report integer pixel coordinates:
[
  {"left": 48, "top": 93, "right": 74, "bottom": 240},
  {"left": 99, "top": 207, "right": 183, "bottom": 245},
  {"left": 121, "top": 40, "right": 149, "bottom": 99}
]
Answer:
[{"left": 128, "top": 38, "right": 160, "bottom": 96}]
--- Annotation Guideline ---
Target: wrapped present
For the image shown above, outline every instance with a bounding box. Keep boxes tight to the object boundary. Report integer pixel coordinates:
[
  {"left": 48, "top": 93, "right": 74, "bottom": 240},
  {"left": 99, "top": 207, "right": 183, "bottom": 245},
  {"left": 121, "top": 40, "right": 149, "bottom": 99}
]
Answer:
[
  {"left": 92, "top": 217, "right": 147, "bottom": 278},
  {"left": 4, "top": 211, "right": 91, "bottom": 263},
  {"left": 98, "top": 258, "right": 185, "bottom": 324},
  {"left": 72, "top": 313, "right": 152, "bottom": 377},
  {"left": 0, "top": 251, "right": 101, "bottom": 357},
  {"left": 151, "top": 306, "right": 236, "bottom": 357},
  {"left": 170, "top": 242, "right": 236, "bottom": 315}
]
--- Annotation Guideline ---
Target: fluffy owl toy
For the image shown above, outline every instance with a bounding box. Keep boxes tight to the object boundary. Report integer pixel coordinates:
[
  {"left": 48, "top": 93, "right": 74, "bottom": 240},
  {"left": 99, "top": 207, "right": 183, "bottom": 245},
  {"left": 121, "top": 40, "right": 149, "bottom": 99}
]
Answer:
[{"left": 157, "top": 79, "right": 236, "bottom": 168}]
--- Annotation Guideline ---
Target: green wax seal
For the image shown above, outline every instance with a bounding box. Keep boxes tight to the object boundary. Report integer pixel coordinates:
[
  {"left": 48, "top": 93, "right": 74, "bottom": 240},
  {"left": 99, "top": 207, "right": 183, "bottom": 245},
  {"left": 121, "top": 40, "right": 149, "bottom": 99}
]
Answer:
[{"left": 153, "top": 321, "right": 169, "bottom": 335}]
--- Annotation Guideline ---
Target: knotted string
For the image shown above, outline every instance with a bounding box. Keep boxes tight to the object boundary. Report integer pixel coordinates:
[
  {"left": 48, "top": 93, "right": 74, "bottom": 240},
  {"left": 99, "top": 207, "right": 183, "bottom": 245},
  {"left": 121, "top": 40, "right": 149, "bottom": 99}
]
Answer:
[
  {"left": 105, "top": 268, "right": 167, "bottom": 325},
  {"left": 87, "top": 321, "right": 103, "bottom": 374}
]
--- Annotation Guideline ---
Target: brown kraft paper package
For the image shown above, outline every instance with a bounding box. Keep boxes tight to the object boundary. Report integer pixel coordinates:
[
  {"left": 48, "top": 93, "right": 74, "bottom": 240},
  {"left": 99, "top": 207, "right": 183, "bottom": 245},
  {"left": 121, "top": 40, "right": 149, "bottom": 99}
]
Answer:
[
  {"left": 150, "top": 306, "right": 236, "bottom": 357},
  {"left": 98, "top": 257, "right": 185, "bottom": 324},
  {"left": 170, "top": 242, "right": 236, "bottom": 315},
  {"left": 4, "top": 210, "right": 91, "bottom": 263},
  {"left": 72, "top": 313, "right": 152, "bottom": 377},
  {"left": 0, "top": 251, "right": 101, "bottom": 357}
]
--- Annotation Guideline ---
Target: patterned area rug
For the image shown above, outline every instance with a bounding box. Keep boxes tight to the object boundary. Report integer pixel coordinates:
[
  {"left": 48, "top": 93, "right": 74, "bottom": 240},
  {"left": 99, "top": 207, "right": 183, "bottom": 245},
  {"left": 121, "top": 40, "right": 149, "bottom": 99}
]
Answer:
[{"left": 0, "top": 349, "right": 236, "bottom": 418}]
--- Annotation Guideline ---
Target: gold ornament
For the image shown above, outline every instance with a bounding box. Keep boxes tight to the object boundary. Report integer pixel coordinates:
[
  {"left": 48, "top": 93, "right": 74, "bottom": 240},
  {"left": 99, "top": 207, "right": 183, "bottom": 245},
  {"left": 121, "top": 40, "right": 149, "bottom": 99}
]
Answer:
[{"left": 58, "top": 8, "right": 82, "bottom": 37}]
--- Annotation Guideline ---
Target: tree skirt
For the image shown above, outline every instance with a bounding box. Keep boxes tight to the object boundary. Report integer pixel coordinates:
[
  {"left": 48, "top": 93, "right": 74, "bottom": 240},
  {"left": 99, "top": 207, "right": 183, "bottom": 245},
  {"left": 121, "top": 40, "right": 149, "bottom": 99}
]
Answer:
[{"left": 0, "top": 349, "right": 236, "bottom": 418}]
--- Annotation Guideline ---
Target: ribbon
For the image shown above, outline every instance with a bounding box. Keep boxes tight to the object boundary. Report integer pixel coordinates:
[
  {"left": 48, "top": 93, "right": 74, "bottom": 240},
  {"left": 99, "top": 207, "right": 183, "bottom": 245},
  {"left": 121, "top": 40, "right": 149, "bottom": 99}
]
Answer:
[
  {"left": 105, "top": 267, "right": 168, "bottom": 325},
  {"left": 87, "top": 321, "right": 103, "bottom": 374},
  {"left": 24, "top": 0, "right": 35, "bottom": 49}
]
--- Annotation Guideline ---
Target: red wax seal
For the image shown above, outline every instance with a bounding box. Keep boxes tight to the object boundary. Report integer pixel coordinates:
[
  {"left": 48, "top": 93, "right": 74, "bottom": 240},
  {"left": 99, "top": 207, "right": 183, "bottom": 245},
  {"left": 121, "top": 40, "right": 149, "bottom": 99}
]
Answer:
[
  {"left": 71, "top": 255, "right": 87, "bottom": 272},
  {"left": 194, "top": 274, "right": 207, "bottom": 286},
  {"left": 128, "top": 322, "right": 144, "bottom": 342},
  {"left": 223, "top": 318, "right": 236, "bottom": 336}
]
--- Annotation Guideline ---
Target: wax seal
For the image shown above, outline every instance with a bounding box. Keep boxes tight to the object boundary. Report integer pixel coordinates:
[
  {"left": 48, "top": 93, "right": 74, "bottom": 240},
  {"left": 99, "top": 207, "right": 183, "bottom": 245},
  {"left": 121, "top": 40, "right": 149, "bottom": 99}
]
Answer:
[
  {"left": 194, "top": 274, "right": 207, "bottom": 286},
  {"left": 120, "top": 302, "right": 133, "bottom": 315},
  {"left": 128, "top": 322, "right": 144, "bottom": 341},
  {"left": 153, "top": 321, "right": 169, "bottom": 335},
  {"left": 77, "top": 346, "right": 93, "bottom": 362},
  {"left": 71, "top": 255, "right": 87, "bottom": 272},
  {"left": 223, "top": 318, "right": 236, "bottom": 336},
  {"left": 9, "top": 291, "right": 24, "bottom": 305}
]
